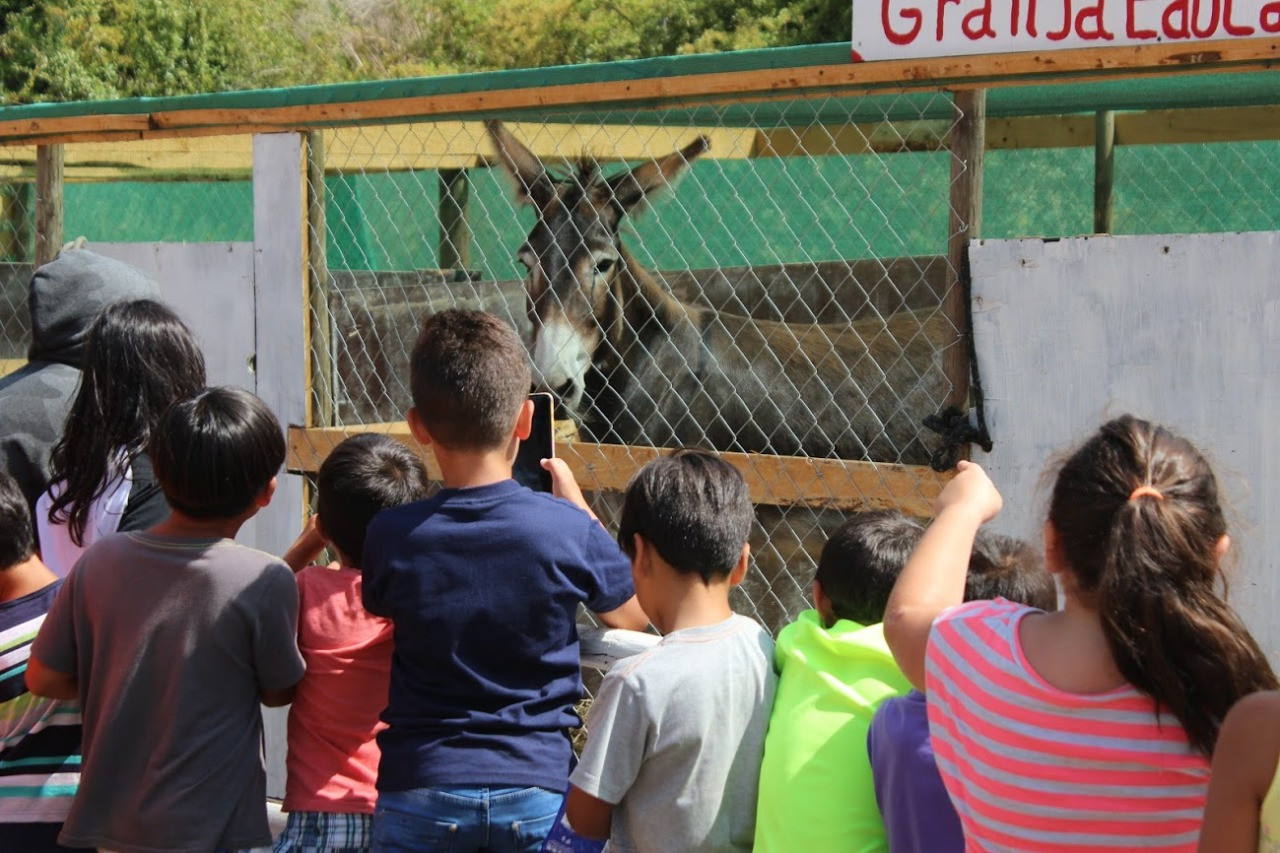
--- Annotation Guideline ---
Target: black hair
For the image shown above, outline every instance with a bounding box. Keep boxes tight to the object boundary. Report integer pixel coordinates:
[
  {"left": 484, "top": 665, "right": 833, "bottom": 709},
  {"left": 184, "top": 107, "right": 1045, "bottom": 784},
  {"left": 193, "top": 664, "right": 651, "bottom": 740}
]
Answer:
[
  {"left": 149, "top": 387, "right": 285, "bottom": 521},
  {"left": 317, "top": 434, "right": 430, "bottom": 568},
  {"left": 617, "top": 448, "right": 754, "bottom": 583},
  {"left": 409, "top": 309, "right": 532, "bottom": 451},
  {"left": 0, "top": 471, "right": 35, "bottom": 569},
  {"left": 1049, "top": 415, "right": 1277, "bottom": 755},
  {"left": 966, "top": 530, "right": 1056, "bottom": 611},
  {"left": 47, "top": 299, "right": 206, "bottom": 544},
  {"left": 815, "top": 510, "right": 925, "bottom": 625}
]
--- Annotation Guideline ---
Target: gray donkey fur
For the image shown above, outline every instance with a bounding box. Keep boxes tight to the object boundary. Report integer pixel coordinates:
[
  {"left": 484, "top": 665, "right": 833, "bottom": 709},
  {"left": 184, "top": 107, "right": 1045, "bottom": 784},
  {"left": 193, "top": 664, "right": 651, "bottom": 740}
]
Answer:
[{"left": 486, "top": 121, "right": 948, "bottom": 465}]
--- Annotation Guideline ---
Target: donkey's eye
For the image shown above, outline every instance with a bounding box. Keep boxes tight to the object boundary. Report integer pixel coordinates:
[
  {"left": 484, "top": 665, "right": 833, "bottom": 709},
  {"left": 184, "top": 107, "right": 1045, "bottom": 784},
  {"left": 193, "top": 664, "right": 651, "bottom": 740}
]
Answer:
[{"left": 594, "top": 258, "right": 617, "bottom": 276}]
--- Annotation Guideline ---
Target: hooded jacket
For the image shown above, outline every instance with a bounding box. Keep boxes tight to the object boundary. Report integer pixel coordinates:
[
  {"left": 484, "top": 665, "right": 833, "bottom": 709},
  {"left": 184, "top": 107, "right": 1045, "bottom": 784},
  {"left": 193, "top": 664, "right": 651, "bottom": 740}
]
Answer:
[{"left": 0, "top": 250, "right": 159, "bottom": 524}]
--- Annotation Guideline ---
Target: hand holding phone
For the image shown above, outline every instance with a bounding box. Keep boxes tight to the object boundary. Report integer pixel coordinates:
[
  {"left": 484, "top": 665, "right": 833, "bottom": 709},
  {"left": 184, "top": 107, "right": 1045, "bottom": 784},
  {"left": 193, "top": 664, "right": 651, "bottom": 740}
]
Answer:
[{"left": 513, "top": 392, "right": 556, "bottom": 492}]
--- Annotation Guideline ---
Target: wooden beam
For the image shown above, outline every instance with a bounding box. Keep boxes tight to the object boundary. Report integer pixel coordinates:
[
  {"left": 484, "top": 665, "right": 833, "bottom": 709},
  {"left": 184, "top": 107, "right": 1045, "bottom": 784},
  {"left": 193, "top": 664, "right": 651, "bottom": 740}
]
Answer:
[
  {"left": 0, "top": 124, "right": 296, "bottom": 149},
  {"left": 2, "top": 104, "right": 1279, "bottom": 176},
  {"left": 0, "top": 39, "right": 1275, "bottom": 146},
  {"left": 438, "top": 168, "right": 471, "bottom": 271},
  {"left": 1116, "top": 103, "right": 1280, "bottom": 144},
  {"left": 0, "top": 183, "right": 31, "bottom": 261},
  {"left": 305, "top": 130, "right": 334, "bottom": 429},
  {"left": 0, "top": 114, "right": 152, "bottom": 142},
  {"left": 286, "top": 424, "right": 952, "bottom": 516},
  {"left": 758, "top": 121, "right": 951, "bottom": 156},
  {"left": 985, "top": 114, "right": 1094, "bottom": 149},
  {"left": 944, "top": 90, "right": 984, "bottom": 424},
  {"left": 1095, "top": 111, "right": 1116, "bottom": 234},
  {"left": 140, "top": 40, "right": 1280, "bottom": 132},
  {"left": 34, "top": 145, "right": 63, "bottom": 268},
  {"left": 252, "top": 132, "right": 309, "bottom": 559},
  {"left": 763, "top": 104, "right": 1280, "bottom": 157},
  {"left": 0, "top": 122, "right": 759, "bottom": 172}
]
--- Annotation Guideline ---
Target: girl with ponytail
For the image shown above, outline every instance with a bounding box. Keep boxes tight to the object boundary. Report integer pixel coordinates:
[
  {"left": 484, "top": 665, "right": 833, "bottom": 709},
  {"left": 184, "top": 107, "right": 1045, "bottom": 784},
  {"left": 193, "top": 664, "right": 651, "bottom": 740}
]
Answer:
[{"left": 884, "top": 416, "right": 1275, "bottom": 852}]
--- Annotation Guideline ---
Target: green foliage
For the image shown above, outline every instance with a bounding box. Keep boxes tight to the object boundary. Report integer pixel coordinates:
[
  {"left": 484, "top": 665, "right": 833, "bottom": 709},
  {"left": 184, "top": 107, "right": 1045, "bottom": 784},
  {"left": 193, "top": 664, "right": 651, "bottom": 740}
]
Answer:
[
  {"left": 410, "top": 0, "right": 851, "bottom": 70},
  {"left": 0, "top": 0, "right": 853, "bottom": 103},
  {"left": 0, "top": 0, "right": 344, "bottom": 103}
]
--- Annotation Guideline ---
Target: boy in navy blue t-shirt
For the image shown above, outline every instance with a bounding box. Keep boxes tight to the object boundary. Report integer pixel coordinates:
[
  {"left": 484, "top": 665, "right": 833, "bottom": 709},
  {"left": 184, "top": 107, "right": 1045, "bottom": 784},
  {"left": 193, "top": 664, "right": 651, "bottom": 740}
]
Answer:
[{"left": 363, "top": 309, "right": 649, "bottom": 853}]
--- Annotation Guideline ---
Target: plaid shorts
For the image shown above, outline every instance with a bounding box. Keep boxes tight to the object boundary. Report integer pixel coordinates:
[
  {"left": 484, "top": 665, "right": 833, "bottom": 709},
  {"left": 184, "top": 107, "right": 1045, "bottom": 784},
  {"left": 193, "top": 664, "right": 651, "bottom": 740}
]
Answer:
[{"left": 271, "top": 811, "right": 373, "bottom": 853}]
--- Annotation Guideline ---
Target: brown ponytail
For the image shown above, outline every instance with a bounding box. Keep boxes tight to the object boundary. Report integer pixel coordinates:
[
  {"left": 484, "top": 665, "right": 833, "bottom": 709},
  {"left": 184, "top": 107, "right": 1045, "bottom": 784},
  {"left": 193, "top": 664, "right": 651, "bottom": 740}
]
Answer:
[{"left": 1049, "top": 416, "right": 1277, "bottom": 756}]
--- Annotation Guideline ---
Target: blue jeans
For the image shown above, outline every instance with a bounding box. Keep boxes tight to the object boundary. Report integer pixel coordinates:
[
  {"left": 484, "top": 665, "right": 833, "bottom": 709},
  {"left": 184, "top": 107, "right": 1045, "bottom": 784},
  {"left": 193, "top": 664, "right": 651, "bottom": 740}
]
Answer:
[{"left": 371, "top": 786, "right": 562, "bottom": 853}]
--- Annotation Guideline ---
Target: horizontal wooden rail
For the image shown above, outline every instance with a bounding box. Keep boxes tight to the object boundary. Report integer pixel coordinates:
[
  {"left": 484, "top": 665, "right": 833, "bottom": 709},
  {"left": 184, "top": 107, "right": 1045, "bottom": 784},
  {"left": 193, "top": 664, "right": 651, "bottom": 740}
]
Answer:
[
  {"left": 287, "top": 424, "right": 950, "bottom": 517},
  {"left": 0, "top": 39, "right": 1276, "bottom": 147},
  {"left": 4, "top": 102, "right": 1277, "bottom": 181}
]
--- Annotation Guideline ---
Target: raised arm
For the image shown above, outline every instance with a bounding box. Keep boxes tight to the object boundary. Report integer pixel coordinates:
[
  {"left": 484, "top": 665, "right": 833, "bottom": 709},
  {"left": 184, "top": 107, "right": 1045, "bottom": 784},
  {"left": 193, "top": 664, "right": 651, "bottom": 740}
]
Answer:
[
  {"left": 543, "top": 457, "right": 597, "bottom": 520},
  {"left": 281, "top": 516, "right": 328, "bottom": 573},
  {"left": 544, "top": 458, "right": 652, "bottom": 633},
  {"left": 883, "top": 461, "right": 1002, "bottom": 691},
  {"left": 593, "top": 596, "right": 650, "bottom": 632}
]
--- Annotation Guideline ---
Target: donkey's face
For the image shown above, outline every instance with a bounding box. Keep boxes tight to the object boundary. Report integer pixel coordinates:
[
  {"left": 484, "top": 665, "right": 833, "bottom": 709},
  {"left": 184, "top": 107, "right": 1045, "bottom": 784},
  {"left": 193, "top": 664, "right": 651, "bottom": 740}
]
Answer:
[{"left": 486, "top": 122, "right": 708, "bottom": 409}]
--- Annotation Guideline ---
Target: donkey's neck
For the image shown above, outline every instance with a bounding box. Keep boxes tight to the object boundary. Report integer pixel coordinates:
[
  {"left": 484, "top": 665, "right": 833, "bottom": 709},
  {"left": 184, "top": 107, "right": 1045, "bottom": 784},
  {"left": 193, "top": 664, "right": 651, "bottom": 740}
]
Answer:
[{"left": 616, "top": 248, "right": 688, "bottom": 333}]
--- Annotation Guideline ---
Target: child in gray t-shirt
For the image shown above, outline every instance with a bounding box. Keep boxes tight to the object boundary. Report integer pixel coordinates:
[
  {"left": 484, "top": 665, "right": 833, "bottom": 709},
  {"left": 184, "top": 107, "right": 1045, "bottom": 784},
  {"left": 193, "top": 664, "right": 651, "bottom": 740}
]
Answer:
[
  {"left": 28, "top": 387, "right": 306, "bottom": 853},
  {"left": 546, "top": 449, "right": 778, "bottom": 853}
]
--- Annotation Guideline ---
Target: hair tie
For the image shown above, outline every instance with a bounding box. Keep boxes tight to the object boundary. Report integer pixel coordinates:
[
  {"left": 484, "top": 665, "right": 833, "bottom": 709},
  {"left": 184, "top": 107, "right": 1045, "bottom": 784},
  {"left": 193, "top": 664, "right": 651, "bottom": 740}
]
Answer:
[{"left": 1129, "top": 485, "right": 1164, "bottom": 502}]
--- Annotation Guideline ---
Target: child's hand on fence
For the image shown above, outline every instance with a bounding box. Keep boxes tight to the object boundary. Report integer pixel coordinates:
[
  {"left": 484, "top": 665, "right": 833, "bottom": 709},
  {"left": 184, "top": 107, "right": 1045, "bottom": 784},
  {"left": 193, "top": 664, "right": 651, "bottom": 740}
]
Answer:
[
  {"left": 935, "top": 460, "right": 1002, "bottom": 524},
  {"left": 543, "top": 458, "right": 598, "bottom": 521}
]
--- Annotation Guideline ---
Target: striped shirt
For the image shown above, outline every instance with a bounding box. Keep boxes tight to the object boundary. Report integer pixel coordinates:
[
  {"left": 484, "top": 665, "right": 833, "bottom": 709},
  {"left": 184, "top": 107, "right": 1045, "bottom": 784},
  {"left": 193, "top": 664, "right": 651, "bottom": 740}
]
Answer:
[
  {"left": 0, "top": 581, "right": 81, "bottom": 823},
  {"left": 925, "top": 599, "right": 1209, "bottom": 852}
]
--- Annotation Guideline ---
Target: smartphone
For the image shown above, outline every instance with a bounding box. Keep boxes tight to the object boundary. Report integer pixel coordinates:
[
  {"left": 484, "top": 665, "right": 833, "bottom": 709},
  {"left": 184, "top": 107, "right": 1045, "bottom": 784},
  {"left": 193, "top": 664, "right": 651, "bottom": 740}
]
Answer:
[{"left": 513, "top": 392, "right": 555, "bottom": 492}]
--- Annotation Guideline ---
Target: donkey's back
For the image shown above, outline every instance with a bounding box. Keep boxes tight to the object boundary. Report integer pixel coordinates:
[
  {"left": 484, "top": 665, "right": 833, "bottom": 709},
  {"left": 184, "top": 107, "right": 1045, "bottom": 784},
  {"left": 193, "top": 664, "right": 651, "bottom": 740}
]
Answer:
[{"left": 591, "top": 304, "right": 949, "bottom": 465}]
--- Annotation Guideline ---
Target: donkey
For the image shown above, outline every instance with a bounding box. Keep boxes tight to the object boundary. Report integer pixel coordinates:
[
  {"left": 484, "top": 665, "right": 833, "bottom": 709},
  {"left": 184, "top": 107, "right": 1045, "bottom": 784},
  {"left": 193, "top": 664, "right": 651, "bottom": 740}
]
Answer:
[{"left": 486, "top": 121, "right": 950, "bottom": 465}]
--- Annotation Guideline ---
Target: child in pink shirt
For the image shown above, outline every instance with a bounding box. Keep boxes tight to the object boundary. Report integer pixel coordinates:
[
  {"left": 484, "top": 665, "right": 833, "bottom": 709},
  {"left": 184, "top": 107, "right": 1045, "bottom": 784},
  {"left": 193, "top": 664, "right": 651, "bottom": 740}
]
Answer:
[
  {"left": 276, "top": 434, "right": 430, "bottom": 852},
  {"left": 883, "top": 417, "right": 1276, "bottom": 852}
]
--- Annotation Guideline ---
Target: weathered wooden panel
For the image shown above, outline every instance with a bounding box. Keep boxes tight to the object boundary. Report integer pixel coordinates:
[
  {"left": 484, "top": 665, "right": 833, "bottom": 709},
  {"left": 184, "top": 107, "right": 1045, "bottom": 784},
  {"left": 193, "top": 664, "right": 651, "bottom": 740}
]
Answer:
[
  {"left": 90, "top": 242, "right": 256, "bottom": 390},
  {"left": 328, "top": 257, "right": 947, "bottom": 424},
  {"left": 970, "top": 232, "right": 1280, "bottom": 662},
  {"left": 665, "top": 257, "right": 949, "bottom": 324},
  {"left": 328, "top": 270, "right": 526, "bottom": 424},
  {"left": 287, "top": 424, "right": 949, "bottom": 516}
]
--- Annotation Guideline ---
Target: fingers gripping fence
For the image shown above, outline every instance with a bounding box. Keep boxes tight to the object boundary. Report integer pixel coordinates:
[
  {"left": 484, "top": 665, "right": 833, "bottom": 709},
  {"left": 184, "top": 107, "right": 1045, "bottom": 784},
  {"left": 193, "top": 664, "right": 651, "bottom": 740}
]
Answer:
[{"left": 3, "top": 44, "right": 1280, "bottom": 644}]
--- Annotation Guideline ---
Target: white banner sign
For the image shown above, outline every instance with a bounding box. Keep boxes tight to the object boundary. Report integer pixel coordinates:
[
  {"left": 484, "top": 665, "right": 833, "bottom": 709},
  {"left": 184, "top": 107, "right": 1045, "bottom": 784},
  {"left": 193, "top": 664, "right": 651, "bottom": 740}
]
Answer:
[{"left": 852, "top": 0, "right": 1279, "bottom": 60}]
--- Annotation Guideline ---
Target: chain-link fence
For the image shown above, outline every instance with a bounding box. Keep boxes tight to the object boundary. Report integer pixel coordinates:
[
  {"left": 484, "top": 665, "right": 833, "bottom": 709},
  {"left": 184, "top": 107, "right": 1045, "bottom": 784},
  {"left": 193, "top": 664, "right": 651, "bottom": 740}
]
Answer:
[
  {"left": 2, "top": 55, "right": 1278, "bottom": 637},
  {"left": 303, "top": 101, "right": 966, "bottom": 633}
]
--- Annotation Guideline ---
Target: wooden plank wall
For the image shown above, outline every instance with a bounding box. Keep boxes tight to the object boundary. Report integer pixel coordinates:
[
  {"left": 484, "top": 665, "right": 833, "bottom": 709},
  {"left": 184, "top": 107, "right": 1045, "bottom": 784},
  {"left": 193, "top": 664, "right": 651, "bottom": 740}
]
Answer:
[{"left": 327, "top": 257, "right": 948, "bottom": 425}]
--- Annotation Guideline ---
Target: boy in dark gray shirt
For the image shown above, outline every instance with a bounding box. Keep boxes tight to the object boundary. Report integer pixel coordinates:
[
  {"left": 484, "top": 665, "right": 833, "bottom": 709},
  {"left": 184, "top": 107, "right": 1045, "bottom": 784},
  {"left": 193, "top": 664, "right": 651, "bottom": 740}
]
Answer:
[{"left": 27, "top": 386, "right": 305, "bottom": 853}]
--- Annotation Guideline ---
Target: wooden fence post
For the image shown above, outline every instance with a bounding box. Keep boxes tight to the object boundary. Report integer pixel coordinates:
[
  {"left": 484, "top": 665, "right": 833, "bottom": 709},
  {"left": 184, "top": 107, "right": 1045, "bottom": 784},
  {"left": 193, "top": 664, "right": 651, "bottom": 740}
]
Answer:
[
  {"left": 945, "top": 90, "right": 985, "bottom": 419},
  {"left": 439, "top": 168, "right": 471, "bottom": 271},
  {"left": 1094, "top": 110, "right": 1116, "bottom": 234},
  {"left": 306, "top": 131, "right": 334, "bottom": 428},
  {"left": 35, "top": 145, "right": 64, "bottom": 267},
  {"left": 0, "top": 182, "right": 33, "bottom": 262}
]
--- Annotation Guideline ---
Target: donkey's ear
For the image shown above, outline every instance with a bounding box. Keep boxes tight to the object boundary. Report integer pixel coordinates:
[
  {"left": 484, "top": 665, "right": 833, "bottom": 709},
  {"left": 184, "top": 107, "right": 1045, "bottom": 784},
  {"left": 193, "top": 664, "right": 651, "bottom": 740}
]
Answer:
[
  {"left": 486, "top": 121, "right": 555, "bottom": 207},
  {"left": 603, "top": 136, "right": 710, "bottom": 217}
]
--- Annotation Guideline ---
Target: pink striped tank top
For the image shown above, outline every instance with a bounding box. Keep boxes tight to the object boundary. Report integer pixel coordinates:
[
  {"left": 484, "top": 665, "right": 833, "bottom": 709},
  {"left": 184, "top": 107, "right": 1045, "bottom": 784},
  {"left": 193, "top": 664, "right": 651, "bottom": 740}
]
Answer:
[{"left": 924, "top": 599, "right": 1209, "bottom": 852}]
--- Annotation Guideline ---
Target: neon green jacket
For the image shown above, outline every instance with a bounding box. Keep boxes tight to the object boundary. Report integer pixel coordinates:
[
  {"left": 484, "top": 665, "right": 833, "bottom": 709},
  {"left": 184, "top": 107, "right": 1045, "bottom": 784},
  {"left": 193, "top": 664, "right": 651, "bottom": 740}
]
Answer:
[{"left": 754, "top": 609, "right": 911, "bottom": 853}]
